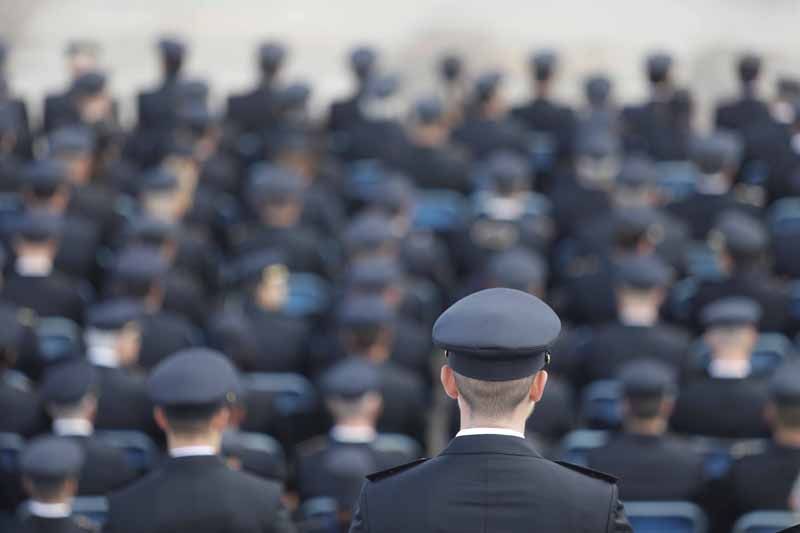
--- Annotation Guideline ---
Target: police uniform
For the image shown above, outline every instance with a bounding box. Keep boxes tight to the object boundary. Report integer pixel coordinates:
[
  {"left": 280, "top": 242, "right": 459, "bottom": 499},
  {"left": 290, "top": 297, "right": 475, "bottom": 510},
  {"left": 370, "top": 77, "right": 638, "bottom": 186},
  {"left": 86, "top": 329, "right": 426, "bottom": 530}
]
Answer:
[
  {"left": 511, "top": 50, "right": 577, "bottom": 165},
  {"left": 327, "top": 46, "right": 375, "bottom": 133},
  {"left": 587, "top": 360, "right": 705, "bottom": 501},
  {"left": 226, "top": 42, "right": 286, "bottom": 134},
  {"left": 136, "top": 38, "right": 186, "bottom": 133},
  {"left": 40, "top": 361, "right": 137, "bottom": 495},
  {"left": 2, "top": 212, "right": 87, "bottom": 324},
  {"left": 109, "top": 246, "right": 201, "bottom": 370},
  {"left": 671, "top": 298, "right": 771, "bottom": 438},
  {"left": 452, "top": 73, "right": 528, "bottom": 159},
  {"left": 575, "top": 255, "right": 690, "bottom": 388},
  {"left": 688, "top": 212, "right": 791, "bottom": 334},
  {"left": 400, "top": 98, "right": 472, "bottom": 194},
  {"left": 706, "top": 362, "right": 800, "bottom": 532},
  {"left": 714, "top": 54, "right": 773, "bottom": 136},
  {"left": 349, "top": 288, "right": 632, "bottom": 533},
  {"left": 104, "top": 349, "right": 294, "bottom": 533},
  {"left": 665, "top": 134, "right": 760, "bottom": 241},
  {"left": 12, "top": 436, "right": 97, "bottom": 533},
  {"left": 296, "top": 358, "right": 420, "bottom": 511},
  {"left": 84, "top": 300, "right": 157, "bottom": 439}
]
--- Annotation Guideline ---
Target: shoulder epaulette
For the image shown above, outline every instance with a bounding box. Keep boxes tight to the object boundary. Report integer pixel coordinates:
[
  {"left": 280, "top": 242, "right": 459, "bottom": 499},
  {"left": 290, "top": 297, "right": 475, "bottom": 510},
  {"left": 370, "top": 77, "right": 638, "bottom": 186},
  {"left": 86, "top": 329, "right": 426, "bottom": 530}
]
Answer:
[
  {"left": 366, "top": 458, "right": 428, "bottom": 482},
  {"left": 555, "top": 461, "right": 618, "bottom": 484}
]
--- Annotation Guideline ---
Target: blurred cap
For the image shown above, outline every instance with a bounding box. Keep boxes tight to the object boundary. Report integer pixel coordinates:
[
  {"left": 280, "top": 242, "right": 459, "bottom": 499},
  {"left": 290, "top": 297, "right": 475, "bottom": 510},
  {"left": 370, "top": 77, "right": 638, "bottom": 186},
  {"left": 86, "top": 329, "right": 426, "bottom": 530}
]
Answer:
[
  {"left": 350, "top": 46, "right": 377, "bottom": 78},
  {"left": 345, "top": 213, "right": 398, "bottom": 252},
  {"left": 770, "top": 361, "right": 800, "bottom": 406},
  {"left": 259, "top": 41, "right": 287, "bottom": 71},
  {"left": 614, "top": 254, "right": 673, "bottom": 289},
  {"left": 48, "top": 126, "right": 95, "bottom": 156},
  {"left": 86, "top": 299, "right": 144, "bottom": 331},
  {"left": 439, "top": 53, "right": 462, "bottom": 82},
  {"left": 474, "top": 71, "right": 502, "bottom": 102},
  {"left": 41, "top": 360, "right": 98, "bottom": 405},
  {"left": 113, "top": 245, "right": 169, "bottom": 286},
  {"left": 585, "top": 74, "right": 612, "bottom": 106},
  {"left": 158, "top": 36, "right": 186, "bottom": 61},
  {"left": 712, "top": 210, "right": 768, "bottom": 257},
  {"left": 487, "top": 151, "right": 529, "bottom": 193},
  {"left": 619, "top": 358, "right": 677, "bottom": 398},
  {"left": 20, "top": 436, "right": 85, "bottom": 481},
  {"left": 321, "top": 357, "right": 381, "bottom": 399},
  {"left": 488, "top": 248, "right": 547, "bottom": 290},
  {"left": 71, "top": 70, "right": 106, "bottom": 96},
  {"left": 347, "top": 257, "right": 403, "bottom": 291},
  {"left": 530, "top": 49, "right": 558, "bottom": 81},
  {"left": 15, "top": 211, "right": 62, "bottom": 242},
  {"left": 646, "top": 51, "right": 673, "bottom": 83},
  {"left": 701, "top": 297, "right": 762, "bottom": 328},
  {"left": 690, "top": 133, "right": 742, "bottom": 174},
  {"left": 738, "top": 53, "right": 762, "bottom": 83},
  {"left": 139, "top": 168, "right": 179, "bottom": 194},
  {"left": 338, "top": 295, "right": 395, "bottom": 328},
  {"left": 414, "top": 96, "right": 444, "bottom": 125},
  {"left": 616, "top": 156, "right": 658, "bottom": 189},
  {"left": 247, "top": 163, "right": 303, "bottom": 205}
]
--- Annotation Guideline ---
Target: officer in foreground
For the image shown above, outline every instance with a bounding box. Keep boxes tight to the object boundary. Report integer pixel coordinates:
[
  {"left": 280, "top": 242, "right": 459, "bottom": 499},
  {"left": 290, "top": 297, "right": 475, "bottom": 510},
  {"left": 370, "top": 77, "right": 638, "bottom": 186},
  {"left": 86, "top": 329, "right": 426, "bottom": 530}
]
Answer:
[
  {"left": 104, "top": 348, "right": 294, "bottom": 533},
  {"left": 349, "top": 288, "right": 631, "bottom": 532}
]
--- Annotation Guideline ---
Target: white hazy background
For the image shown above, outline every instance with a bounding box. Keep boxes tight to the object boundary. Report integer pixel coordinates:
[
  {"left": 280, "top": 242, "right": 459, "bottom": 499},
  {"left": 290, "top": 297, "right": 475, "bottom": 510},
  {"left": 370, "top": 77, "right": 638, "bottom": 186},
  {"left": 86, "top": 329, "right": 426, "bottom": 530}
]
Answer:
[{"left": 3, "top": 0, "right": 800, "bottom": 127}]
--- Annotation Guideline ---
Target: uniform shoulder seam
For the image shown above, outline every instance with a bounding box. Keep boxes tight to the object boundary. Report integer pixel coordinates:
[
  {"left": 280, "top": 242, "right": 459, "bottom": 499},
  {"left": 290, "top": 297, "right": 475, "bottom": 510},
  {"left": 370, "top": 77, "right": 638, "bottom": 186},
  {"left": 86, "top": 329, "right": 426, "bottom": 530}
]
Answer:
[
  {"left": 365, "top": 457, "right": 428, "bottom": 482},
  {"left": 555, "top": 460, "right": 618, "bottom": 484}
]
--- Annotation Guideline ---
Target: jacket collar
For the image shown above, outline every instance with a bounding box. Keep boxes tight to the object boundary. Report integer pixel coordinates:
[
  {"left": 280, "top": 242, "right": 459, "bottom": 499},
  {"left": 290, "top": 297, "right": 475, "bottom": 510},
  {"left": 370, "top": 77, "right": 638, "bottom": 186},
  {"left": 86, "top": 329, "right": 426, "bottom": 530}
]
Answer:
[{"left": 440, "top": 434, "right": 543, "bottom": 458}]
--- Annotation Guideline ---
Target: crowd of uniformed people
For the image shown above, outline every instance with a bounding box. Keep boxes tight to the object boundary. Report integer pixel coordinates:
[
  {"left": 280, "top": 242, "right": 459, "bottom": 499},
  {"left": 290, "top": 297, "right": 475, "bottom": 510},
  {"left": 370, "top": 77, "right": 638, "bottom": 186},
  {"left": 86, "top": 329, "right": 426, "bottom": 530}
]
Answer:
[{"left": 1, "top": 35, "right": 800, "bottom": 533}]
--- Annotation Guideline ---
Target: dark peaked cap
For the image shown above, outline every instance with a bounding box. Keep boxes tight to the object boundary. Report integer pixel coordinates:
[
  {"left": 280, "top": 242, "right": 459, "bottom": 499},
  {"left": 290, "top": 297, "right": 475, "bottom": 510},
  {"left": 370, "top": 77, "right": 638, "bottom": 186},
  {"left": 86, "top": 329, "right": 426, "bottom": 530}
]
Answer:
[
  {"left": 433, "top": 288, "right": 561, "bottom": 381},
  {"left": 21, "top": 436, "right": 85, "bottom": 481},
  {"left": 148, "top": 348, "right": 241, "bottom": 407}
]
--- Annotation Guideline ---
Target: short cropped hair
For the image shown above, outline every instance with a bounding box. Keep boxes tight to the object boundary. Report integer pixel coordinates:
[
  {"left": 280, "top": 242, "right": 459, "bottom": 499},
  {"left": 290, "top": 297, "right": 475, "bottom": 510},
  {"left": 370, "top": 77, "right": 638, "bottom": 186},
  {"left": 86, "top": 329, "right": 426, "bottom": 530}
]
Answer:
[
  {"left": 162, "top": 403, "right": 224, "bottom": 435},
  {"left": 454, "top": 372, "right": 534, "bottom": 419}
]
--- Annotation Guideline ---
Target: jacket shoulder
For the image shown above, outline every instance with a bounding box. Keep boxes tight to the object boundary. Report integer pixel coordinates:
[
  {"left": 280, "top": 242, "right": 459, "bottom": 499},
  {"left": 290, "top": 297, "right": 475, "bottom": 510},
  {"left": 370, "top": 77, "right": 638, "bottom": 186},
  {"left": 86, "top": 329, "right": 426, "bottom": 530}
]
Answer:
[
  {"left": 366, "top": 458, "right": 428, "bottom": 482},
  {"left": 554, "top": 460, "right": 618, "bottom": 484}
]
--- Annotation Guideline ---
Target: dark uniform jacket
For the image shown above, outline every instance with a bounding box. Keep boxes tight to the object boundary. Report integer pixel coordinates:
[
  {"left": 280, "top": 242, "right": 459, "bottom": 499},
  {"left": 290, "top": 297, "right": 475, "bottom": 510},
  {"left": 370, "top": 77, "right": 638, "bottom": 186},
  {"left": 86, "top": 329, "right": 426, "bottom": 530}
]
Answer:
[
  {"left": 93, "top": 366, "right": 158, "bottom": 440},
  {"left": 3, "top": 272, "right": 87, "bottom": 325},
  {"left": 708, "top": 442, "right": 800, "bottom": 533},
  {"left": 349, "top": 434, "right": 632, "bottom": 533},
  {"left": 12, "top": 515, "right": 96, "bottom": 533},
  {"left": 61, "top": 434, "right": 136, "bottom": 495},
  {"left": 104, "top": 455, "right": 294, "bottom": 533},
  {"left": 587, "top": 433, "right": 705, "bottom": 501}
]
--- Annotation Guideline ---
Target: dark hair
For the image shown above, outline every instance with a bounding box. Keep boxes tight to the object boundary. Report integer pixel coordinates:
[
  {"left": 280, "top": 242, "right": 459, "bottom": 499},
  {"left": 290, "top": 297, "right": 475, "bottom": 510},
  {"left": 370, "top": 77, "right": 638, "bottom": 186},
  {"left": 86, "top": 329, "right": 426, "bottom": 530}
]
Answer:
[
  {"left": 625, "top": 395, "right": 664, "bottom": 419},
  {"left": 162, "top": 403, "right": 223, "bottom": 434},
  {"left": 454, "top": 372, "right": 535, "bottom": 419},
  {"left": 775, "top": 404, "right": 800, "bottom": 430},
  {"left": 25, "top": 477, "right": 72, "bottom": 500}
]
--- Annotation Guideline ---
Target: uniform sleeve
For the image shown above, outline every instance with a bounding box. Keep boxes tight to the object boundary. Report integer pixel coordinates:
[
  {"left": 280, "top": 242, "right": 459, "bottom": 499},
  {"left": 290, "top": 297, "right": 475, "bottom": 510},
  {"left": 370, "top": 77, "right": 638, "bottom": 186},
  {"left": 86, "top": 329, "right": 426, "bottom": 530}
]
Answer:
[
  {"left": 608, "top": 485, "right": 633, "bottom": 533},
  {"left": 349, "top": 482, "right": 370, "bottom": 533}
]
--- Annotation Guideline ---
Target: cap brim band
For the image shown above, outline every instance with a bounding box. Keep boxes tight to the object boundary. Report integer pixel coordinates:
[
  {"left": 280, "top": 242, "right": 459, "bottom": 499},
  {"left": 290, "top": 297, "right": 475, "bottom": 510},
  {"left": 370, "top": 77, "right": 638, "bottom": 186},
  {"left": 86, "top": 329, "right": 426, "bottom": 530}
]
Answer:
[{"left": 446, "top": 350, "right": 549, "bottom": 382}]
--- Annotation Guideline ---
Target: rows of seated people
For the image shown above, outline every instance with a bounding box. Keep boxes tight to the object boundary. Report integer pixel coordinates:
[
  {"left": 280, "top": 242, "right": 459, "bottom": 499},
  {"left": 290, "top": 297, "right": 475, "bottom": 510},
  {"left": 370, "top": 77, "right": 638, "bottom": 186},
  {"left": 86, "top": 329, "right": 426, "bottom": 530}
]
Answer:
[{"left": 2, "top": 35, "right": 800, "bottom": 532}]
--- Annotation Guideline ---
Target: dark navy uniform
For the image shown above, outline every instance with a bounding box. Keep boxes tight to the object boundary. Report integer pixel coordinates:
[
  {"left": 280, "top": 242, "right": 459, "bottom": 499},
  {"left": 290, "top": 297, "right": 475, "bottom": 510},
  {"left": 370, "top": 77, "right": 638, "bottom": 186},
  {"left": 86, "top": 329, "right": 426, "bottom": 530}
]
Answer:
[
  {"left": 13, "top": 437, "right": 97, "bottom": 533},
  {"left": 226, "top": 42, "right": 286, "bottom": 134},
  {"left": 671, "top": 299, "right": 771, "bottom": 438},
  {"left": 587, "top": 360, "right": 705, "bottom": 501},
  {"left": 350, "top": 288, "right": 631, "bottom": 532},
  {"left": 105, "top": 349, "right": 294, "bottom": 533},
  {"left": 40, "top": 361, "right": 136, "bottom": 495}
]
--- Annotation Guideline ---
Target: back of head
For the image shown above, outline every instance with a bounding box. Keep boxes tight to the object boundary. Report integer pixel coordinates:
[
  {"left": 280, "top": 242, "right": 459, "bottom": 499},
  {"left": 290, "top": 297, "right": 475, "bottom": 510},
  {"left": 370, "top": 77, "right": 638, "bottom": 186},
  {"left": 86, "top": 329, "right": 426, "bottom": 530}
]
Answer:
[
  {"left": 21, "top": 436, "right": 84, "bottom": 502},
  {"left": 619, "top": 359, "right": 676, "bottom": 421},
  {"left": 769, "top": 362, "right": 800, "bottom": 431},
  {"left": 737, "top": 53, "right": 761, "bottom": 85}
]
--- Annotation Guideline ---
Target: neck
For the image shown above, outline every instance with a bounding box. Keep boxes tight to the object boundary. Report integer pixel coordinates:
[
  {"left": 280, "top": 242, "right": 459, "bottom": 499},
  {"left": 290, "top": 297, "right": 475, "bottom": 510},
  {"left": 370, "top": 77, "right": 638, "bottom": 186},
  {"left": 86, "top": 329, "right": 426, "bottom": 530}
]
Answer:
[
  {"left": 618, "top": 301, "right": 659, "bottom": 326},
  {"left": 458, "top": 407, "right": 529, "bottom": 435},
  {"left": 774, "top": 427, "right": 800, "bottom": 448},
  {"left": 625, "top": 417, "right": 667, "bottom": 436},
  {"left": 167, "top": 431, "right": 221, "bottom": 453}
]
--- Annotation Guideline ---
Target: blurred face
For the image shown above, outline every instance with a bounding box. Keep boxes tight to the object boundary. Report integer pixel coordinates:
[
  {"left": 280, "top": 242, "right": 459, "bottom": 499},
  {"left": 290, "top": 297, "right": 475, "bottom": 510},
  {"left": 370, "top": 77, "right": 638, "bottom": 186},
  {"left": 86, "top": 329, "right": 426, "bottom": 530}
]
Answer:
[
  {"left": 116, "top": 322, "right": 141, "bottom": 367},
  {"left": 58, "top": 152, "right": 93, "bottom": 186},
  {"left": 78, "top": 93, "right": 113, "bottom": 124}
]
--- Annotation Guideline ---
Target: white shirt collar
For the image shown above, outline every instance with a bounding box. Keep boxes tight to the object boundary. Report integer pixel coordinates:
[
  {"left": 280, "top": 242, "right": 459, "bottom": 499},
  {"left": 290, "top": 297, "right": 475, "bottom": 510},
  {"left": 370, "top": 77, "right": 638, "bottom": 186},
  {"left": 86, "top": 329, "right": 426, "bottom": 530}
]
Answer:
[
  {"left": 53, "top": 418, "right": 93, "bottom": 437},
  {"left": 169, "top": 445, "right": 217, "bottom": 458},
  {"left": 456, "top": 427, "right": 526, "bottom": 439},
  {"left": 15, "top": 255, "right": 53, "bottom": 277},
  {"left": 330, "top": 425, "right": 377, "bottom": 444},
  {"left": 28, "top": 501, "right": 71, "bottom": 519},
  {"left": 709, "top": 358, "right": 752, "bottom": 379}
]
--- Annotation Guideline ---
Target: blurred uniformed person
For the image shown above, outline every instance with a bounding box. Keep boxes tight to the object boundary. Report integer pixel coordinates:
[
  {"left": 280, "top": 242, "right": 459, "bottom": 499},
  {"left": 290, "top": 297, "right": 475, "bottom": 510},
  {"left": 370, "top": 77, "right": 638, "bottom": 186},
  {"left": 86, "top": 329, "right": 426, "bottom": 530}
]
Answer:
[
  {"left": 43, "top": 40, "right": 100, "bottom": 133},
  {"left": 107, "top": 246, "right": 200, "bottom": 369},
  {"left": 227, "top": 42, "right": 287, "bottom": 134},
  {"left": 0, "top": 304, "right": 44, "bottom": 437},
  {"left": 84, "top": 300, "right": 157, "bottom": 438},
  {"left": 666, "top": 132, "right": 759, "bottom": 241},
  {"left": 587, "top": 359, "right": 705, "bottom": 501},
  {"left": 296, "top": 358, "right": 420, "bottom": 514},
  {"left": 3, "top": 211, "right": 87, "bottom": 324},
  {"left": 452, "top": 72, "right": 528, "bottom": 159},
  {"left": 576, "top": 74, "right": 620, "bottom": 161},
  {"left": 0, "top": 40, "right": 33, "bottom": 159},
  {"left": 13, "top": 436, "right": 96, "bottom": 533},
  {"left": 688, "top": 210, "right": 791, "bottom": 334},
  {"left": 709, "top": 361, "right": 800, "bottom": 532},
  {"left": 400, "top": 97, "right": 472, "bottom": 194},
  {"left": 208, "top": 251, "right": 311, "bottom": 373},
  {"left": 328, "top": 46, "right": 377, "bottom": 133},
  {"left": 350, "top": 288, "right": 631, "bottom": 532},
  {"left": 40, "top": 361, "right": 136, "bottom": 495},
  {"left": 715, "top": 53, "right": 773, "bottom": 136},
  {"left": 575, "top": 254, "right": 690, "bottom": 388},
  {"left": 137, "top": 36, "right": 186, "bottom": 133},
  {"left": 671, "top": 298, "right": 771, "bottom": 438},
  {"left": 512, "top": 49, "right": 576, "bottom": 167},
  {"left": 337, "top": 295, "right": 428, "bottom": 445},
  {"left": 104, "top": 348, "right": 294, "bottom": 533}
]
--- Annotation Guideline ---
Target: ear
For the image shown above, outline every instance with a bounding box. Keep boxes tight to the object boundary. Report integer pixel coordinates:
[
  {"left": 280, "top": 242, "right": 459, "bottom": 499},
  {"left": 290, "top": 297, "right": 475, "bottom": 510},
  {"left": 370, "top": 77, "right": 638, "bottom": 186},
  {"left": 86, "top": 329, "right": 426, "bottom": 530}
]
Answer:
[
  {"left": 154, "top": 407, "right": 169, "bottom": 432},
  {"left": 210, "top": 406, "right": 232, "bottom": 430},
  {"left": 440, "top": 365, "right": 459, "bottom": 400},
  {"left": 529, "top": 370, "right": 549, "bottom": 403}
]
